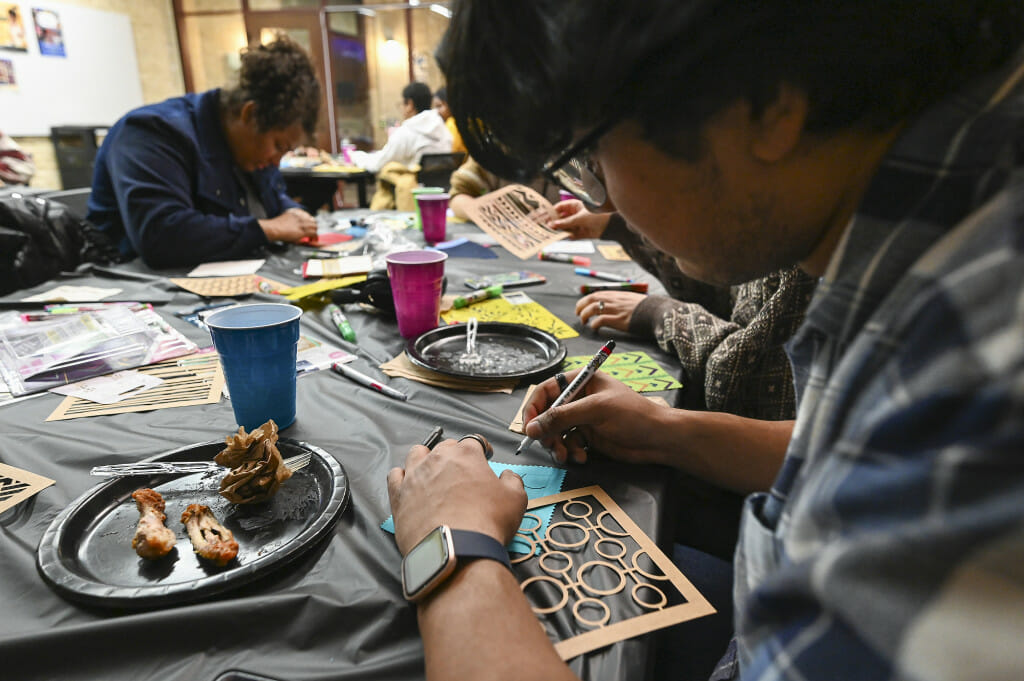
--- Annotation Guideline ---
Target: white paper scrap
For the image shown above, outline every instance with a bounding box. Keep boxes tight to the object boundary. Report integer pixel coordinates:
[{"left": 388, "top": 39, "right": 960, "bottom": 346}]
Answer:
[
  {"left": 49, "top": 371, "right": 164, "bottom": 405},
  {"left": 542, "top": 240, "right": 596, "bottom": 255},
  {"left": 21, "top": 285, "right": 122, "bottom": 303},
  {"left": 187, "top": 259, "right": 266, "bottom": 277}
]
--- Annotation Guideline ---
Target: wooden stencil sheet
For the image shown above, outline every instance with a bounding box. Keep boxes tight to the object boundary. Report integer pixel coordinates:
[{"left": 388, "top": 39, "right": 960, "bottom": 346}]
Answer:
[
  {"left": 46, "top": 353, "right": 224, "bottom": 421},
  {"left": 514, "top": 485, "right": 715, "bottom": 660}
]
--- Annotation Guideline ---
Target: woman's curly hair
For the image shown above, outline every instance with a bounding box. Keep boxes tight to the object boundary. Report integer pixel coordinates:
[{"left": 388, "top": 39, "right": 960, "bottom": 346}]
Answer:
[{"left": 221, "top": 36, "right": 320, "bottom": 135}]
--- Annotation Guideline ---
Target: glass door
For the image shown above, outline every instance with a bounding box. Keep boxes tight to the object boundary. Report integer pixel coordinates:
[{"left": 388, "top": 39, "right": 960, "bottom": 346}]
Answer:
[{"left": 244, "top": 10, "right": 332, "bottom": 150}]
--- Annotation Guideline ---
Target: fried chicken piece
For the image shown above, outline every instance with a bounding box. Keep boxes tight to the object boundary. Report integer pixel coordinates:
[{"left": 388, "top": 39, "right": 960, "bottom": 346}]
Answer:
[
  {"left": 181, "top": 504, "right": 239, "bottom": 567},
  {"left": 130, "top": 488, "right": 176, "bottom": 559},
  {"left": 215, "top": 419, "right": 293, "bottom": 504}
]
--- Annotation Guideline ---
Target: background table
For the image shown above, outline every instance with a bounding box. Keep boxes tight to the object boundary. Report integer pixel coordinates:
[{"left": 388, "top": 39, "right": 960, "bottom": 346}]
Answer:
[
  {"left": 0, "top": 213, "right": 686, "bottom": 681},
  {"left": 281, "top": 167, "right": 376, "bottom": 211}
]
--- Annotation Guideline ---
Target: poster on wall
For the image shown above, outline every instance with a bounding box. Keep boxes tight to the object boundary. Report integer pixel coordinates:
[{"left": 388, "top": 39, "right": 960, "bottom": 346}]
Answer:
[
  {"left": 32, "top": 8, "right": 63, "bottom": 56},
  {"left": 0, "top": 57, "right": 15, "bottom": 87},
  {"left": 0, "top": 4, "right": 30, "bottom": 52}
]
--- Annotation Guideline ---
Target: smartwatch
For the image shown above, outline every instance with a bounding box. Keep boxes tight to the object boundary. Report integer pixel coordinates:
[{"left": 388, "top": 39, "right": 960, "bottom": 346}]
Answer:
[{"left": 401, "top": 525, "right": 512, "bottom": 602}]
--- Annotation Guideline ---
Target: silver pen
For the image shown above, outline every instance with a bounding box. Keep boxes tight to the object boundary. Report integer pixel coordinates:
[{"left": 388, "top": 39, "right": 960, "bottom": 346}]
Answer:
[
  {"left": 515, "top": 339, "right": 615, "bottom": 455},
  {"left": 330, "top": 362, "right": 408, "bottom": 401}
]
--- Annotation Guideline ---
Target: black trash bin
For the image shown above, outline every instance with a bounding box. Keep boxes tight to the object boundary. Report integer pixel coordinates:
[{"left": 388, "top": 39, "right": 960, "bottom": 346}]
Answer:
[{"left": 50, "top": 126, "right": 104, "bottom": 190}]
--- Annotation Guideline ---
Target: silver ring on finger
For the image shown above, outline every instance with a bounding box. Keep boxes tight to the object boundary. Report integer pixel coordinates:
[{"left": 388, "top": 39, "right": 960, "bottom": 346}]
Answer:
[
  {"left": 561, "top": 427, "right": 589, "bottom": 453},
  {"left": 598, "top": 300, "right": 605, "bottom": 313},
  {"left": 458, "top": 433, "right": 494, "bottom": 460}
]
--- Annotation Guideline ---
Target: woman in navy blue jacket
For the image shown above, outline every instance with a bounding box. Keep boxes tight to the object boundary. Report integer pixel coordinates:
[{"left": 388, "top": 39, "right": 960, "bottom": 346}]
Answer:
[{"left": 88, "top": 38, "right": 320, "bottom": 268}]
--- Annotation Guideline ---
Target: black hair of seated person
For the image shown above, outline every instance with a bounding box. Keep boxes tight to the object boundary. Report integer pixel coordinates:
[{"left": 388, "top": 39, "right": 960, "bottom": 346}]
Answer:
[
  {"left": 220, "top": 36, "right": 321, "bottom": 136},
  {"left": 403, "top": 82, "right": 434, "bottom": 113},
  {"left": 434, "top": 86, "right": 448, "bottom": 104},
  {"left": 437, "top": 0, "right": 1024, "bottom": 182}
]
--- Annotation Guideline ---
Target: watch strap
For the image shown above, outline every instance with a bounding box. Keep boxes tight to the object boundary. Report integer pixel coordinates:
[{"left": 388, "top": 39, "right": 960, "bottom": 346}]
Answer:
[{"left": 450, "top": 529, "right": 512, "bottom": 571}]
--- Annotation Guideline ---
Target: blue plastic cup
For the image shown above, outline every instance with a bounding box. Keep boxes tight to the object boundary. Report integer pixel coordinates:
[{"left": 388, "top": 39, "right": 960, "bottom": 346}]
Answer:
[{"left": 205, "top": 303, "right": 303, "bottom": 431}]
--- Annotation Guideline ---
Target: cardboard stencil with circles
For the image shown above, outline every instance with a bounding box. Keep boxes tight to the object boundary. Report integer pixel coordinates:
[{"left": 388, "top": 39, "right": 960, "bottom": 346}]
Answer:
[{"left": 512, "top": 486, "right": 715, "bottom": 660}]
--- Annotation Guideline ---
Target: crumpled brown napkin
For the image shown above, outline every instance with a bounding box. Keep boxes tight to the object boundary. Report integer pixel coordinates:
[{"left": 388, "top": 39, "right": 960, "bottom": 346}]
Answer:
[{"left": 215, "top": 420, "right": 293, "bottom": 504}]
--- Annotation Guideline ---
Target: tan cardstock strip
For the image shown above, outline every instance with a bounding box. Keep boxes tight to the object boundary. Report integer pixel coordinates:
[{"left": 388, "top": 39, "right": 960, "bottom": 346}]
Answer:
[
  {"left": 524, "top": 485, "right": 716, "bottom": 661},
  {"left": 0, "top": 463, "right": 55, "bottom": 514}
]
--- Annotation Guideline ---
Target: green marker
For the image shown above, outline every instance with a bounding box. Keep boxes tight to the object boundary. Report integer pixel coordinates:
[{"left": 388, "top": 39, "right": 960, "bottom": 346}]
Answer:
[
  {"left": 453, "top": 284, "right": 503, "bottom": 309},
  {"left": 326, "top": 303, "right": 356, "bottom": 342}
]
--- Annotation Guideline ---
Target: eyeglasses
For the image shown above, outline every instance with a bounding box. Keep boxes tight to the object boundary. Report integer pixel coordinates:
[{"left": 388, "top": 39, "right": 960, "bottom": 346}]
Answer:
[{"left": 540, "top": 115, "right": 621, "bottom": 210}]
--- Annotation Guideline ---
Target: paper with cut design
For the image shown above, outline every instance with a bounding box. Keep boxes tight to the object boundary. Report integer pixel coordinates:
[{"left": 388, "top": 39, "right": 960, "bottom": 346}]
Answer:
[
  {"left": 463, "top": 184, "right": 568, "bottom": 259},
  {"left": 515, "top": 486, "right": 714, "bottom": 660}
]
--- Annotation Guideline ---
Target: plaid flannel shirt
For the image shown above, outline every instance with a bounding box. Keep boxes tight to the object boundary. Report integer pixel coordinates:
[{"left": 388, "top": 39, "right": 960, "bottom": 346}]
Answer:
[{"left": 732, "top": 52, "right": 1024, "bottom": 680}]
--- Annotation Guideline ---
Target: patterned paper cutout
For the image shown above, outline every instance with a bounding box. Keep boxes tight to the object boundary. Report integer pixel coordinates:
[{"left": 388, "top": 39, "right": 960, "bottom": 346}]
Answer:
[
  {"left": 441, "top": 293, "right": 578, "bottom": 339},
  {"left": 515, "top": 486, "right": 714, "bottom": 660},
  {"left": 169, "top": 275, "right": 291, "bottom": 297},
  {"left": 562, "top": 350, "right": 681, "bottom": 392},
  {"left": 0, "top": 463, "right": 55, "bottom": 514},
  {"left": 463, "top": 184, "right": 568, "bottom": 259},
  {"left": 46, "top": 352, "right": 224, "bottom": 421}
]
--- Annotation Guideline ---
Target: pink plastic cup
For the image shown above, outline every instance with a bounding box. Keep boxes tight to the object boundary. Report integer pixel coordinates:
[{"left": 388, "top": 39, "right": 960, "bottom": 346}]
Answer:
[
  {"left": 386, "top": 250, "right": 448, "bottom": 338},
  {"left": 417, "top": 193, "right": 450, "bottom": 245}
]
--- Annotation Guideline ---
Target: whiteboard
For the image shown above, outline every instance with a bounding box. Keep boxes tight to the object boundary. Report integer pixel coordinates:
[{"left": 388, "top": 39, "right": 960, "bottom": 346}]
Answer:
[{"left": 0, "top": 2, "right": 143, "bottom": 136}]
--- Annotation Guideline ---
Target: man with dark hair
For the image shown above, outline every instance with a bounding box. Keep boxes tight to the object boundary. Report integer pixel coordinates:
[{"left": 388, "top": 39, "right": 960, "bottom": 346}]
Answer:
[
  {"left": 350, "top": 81, "right": 452, "bottom": 173},
  {"left": 88, "top": 37, "right": 321, "bottom": 268},
  {"left": 387, "top": 2, "right": 1024, "bottom": 680}
]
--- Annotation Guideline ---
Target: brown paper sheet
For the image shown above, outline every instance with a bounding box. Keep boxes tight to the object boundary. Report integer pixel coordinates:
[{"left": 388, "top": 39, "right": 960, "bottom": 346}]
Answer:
[
  {"left": 0, "top": 463, "right": 55, "bottom": 514},
  {"left": 379, "top": 353, "right": 516, "bottom": 394},
  {"left": 463, "top": 184, "right": 568, "bottom": 259}
]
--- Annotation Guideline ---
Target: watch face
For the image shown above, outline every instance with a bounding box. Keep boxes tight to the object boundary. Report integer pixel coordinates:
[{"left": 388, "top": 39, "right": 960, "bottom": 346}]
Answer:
[{"left": 402, "top": 526, "right": 452, "bottom": 598}]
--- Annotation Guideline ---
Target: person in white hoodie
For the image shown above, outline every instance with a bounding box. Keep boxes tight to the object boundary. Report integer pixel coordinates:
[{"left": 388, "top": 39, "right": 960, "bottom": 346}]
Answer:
[{"left": 351, "top": 82, "right": 452, "bottom": 173}]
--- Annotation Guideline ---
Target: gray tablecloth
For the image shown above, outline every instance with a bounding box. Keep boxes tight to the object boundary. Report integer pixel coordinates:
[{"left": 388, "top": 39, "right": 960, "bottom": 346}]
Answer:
[{"left": 0, "top": 213, "right": 682, "bottom": 681}]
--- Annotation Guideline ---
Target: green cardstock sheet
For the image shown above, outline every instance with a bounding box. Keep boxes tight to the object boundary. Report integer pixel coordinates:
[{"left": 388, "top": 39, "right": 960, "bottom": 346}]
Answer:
[{"left": 562, "top": 350, "right": 682, "bottom": 393}]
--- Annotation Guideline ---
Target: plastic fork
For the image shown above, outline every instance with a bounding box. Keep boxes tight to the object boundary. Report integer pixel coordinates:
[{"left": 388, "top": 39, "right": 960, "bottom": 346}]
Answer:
[
  {"left": 461, "top": 317, "right": 481, "bottom": 366},
  {"left": 89, "top": 452, "right": 312, "bottom": 478}
]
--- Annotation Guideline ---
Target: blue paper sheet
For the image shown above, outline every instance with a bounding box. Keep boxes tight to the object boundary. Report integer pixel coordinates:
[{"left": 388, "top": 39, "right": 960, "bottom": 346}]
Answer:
[
  {"left": 431, "top": 237, "right": 499, "bottom": 259},
  {"left": 381, "top": 461, "right": 565, "bottom": 555}
]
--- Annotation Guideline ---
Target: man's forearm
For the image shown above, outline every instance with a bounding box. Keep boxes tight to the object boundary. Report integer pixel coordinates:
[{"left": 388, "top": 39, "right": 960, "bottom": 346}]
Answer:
[
  {"left": 417, "top": 560, "right": 577, "bottom": 681},
  {"left": 654, "top": 410, "right": 793, "bottom": 493}
]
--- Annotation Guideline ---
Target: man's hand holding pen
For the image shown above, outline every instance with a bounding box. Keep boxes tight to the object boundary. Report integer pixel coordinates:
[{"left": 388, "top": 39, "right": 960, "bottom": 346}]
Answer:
[
  {"left": 388, "top": 434, "right": 525, "bottom": 557},
  {"left": 521, "top": 368, "right": 674, "bottom": 466}
]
